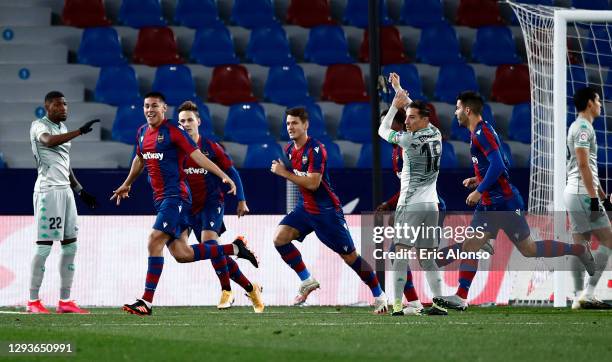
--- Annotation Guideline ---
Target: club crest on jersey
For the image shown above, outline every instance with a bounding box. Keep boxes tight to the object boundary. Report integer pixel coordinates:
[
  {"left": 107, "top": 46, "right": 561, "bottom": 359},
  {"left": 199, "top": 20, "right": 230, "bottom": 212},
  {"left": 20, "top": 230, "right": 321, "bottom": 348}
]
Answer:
[
  {"left": 157, "top": 134, "right": 165, "bottom": 143},
  {"left": 472, "top": 156, "right": 478, "bottom": 164},
  {"left": 314, "top": 146, "right": 320, "bottom": 153},
  {"left": 302, "top": 155, "right": 308, "bottom": 164}
]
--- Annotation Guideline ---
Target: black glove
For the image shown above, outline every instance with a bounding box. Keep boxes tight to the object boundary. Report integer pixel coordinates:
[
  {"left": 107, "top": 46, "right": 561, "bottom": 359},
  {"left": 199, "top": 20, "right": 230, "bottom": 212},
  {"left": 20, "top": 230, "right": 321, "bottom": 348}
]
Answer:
[
  {"left": 590, "top": 198, "right": 600, "bottom": 212},
  {"left": 79, "top": 119, "right": 100, "bottom": 135},
  {"left": 603, "top": 196, "right": 612, "bottom": 211},
  {"left": 78, "top": 189, "right": 98, "bottom": 209}
]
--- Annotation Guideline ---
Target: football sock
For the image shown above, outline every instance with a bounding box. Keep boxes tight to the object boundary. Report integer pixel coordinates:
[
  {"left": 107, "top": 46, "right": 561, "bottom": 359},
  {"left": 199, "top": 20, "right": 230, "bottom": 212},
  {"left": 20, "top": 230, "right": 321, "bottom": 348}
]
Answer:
[
  {"left": 349, "top": 256, "right": 383, "bottom": 298},
  {"left": 191, "top": 242, "right": 234, "bottom": 261},
  {"left": 29, "top": 244, "right": 51, "bottom": 301},
  {"left": 404, "top": 265, "right": 419, "bottom": 302},
  {"left": 421, "top": 258, "right": 443, "bottom": 297},
  {"left": 204, "top": 240, "right": 231, "bottom": 291},
  {"left": 226, "top": 257, "right": 253, "bottom": 292},
  {"left": 275, "top": 243, "right": 311, "bottom": 281},
  {"left": 435, "top": 244, "right": 462, "bottom": 267},
  {"left": 585, "top": 245, "right": 612, "bottom": 296},
  {"left": 142, "top": 256, "right": 164, "bottom": 303},
  {"left": 456, "top": 258, "right": 479, "bottom": 299},
  {"left": 59, "top": 242, "right": 77, "bottom": 300},
  {"left": 570, "top": 256, "right": 585, "bottom": 295},
  {"left": 534, "top": 240, "right": 584, "bottom": 257}
]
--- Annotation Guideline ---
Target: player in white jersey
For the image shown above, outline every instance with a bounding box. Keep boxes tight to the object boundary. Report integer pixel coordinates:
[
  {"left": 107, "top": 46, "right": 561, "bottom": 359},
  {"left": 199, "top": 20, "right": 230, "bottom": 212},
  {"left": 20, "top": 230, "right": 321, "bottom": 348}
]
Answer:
[
  {"left": 564, "top": 87, "right": 612, "bottom": 309},
  {"left": 27, "top": 91, "right": 100, "bottom": 314},
  {"left": 378, "top": 74, "right": 446, "bottom": 316}
]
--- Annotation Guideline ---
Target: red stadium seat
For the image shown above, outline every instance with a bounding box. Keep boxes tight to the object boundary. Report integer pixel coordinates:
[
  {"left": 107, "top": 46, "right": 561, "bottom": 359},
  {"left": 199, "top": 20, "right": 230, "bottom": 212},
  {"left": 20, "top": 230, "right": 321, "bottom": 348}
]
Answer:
[
  {"left": 62, "top": 0, "right": 111, "bottom": 28},
  {"left": 425, "top": 103, "right": 442, "bottom": 132},
  {"left": 321, "top": 64, "right": 369, "bottom": 104},
  {"left": 286, "top": 0, "right": 335, "bottom": 27},
  {"left": 208, "top": 65, "right": 257, "bottom": 105},
  {"left": 132, "top": 27, "right": 183, "bottom": 66},
  {"left": 455, "top": 0, "right": 504, "bottom": 28},
  {"left": 359, "top": 26, "right": 408, "bottom": 65},
  {"left": 491, "top": 64, "right": 531, "bottom": 104}
]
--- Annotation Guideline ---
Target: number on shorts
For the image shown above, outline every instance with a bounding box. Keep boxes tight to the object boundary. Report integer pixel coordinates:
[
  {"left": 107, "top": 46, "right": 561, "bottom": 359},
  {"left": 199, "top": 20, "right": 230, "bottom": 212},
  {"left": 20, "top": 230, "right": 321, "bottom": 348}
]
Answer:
[{"left": 49, "top": 217, "right": 63, "bottom": 230}]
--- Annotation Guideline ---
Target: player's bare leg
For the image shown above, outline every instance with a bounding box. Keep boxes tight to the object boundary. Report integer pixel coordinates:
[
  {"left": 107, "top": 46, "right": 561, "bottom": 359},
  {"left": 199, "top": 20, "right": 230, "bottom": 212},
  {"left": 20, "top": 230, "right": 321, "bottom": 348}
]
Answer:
[
  {"left": 339, "top": 251, "right": 388, "bottom": 314},
  {"left": 574, "top": 227, "right": 612, "bottom": 309}
]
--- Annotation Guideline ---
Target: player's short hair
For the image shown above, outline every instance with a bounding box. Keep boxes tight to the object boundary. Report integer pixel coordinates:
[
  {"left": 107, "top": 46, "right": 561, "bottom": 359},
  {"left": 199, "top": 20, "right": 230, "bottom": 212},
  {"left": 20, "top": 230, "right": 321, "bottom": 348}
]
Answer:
[
  {"left": 381, "top": 108, "right": 407, "bottom": 130},
  {"left": 286, "top": 107, "right": 309, "bottom": 122},
  {"left": 44, "top": 91, "right": 65, "bottom": 103},
  {"left": 573, "top": 86, "right": 599, "bottom": 112},
  {"left": 144, "top": 91, "right": 166, "bottom": 103},
  {"left": 407, "top": 100, "right": 430, "bottom": 118},
  {"left": 457, "top": 91, "right": 484, "bottom": 115},
  {"left": 177, "top": 100, "right": 200, "bottom": 118}
]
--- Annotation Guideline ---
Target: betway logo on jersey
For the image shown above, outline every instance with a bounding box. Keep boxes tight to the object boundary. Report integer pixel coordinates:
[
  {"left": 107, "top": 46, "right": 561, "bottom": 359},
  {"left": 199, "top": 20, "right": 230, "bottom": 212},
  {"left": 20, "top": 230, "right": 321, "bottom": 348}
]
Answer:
[
  {"left": 184, "top": 167, "right": 208, "bottom": 175},
  {"left": 293, "top": 169, "right": 307, "bottom": 177},
  {"left": 142, "top": 152, "right": 164, "bottom": 160}
]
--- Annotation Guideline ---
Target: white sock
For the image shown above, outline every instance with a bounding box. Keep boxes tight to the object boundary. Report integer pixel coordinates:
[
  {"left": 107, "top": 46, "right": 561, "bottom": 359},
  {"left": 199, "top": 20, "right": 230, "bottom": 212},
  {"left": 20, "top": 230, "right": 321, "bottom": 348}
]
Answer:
[
  {"left": 420, "top": 258, "right": 442, "bottom": 297},
  {"left": 393, "top": 258, "right": 409, "bottom": 306},
  {"left": 586, "top": 245, "right": 612, "bottom": 295},
  {"left": 59, "top": 242, "right": 77, "bottom": 300},
  {"left": 29, "top": 244, "right": 51, "bottom": 301}
]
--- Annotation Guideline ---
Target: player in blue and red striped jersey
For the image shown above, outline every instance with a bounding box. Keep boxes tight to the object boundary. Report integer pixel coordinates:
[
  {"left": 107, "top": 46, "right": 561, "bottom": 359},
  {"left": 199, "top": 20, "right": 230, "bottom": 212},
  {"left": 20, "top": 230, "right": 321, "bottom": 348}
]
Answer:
[
  {"left": 270, "top": 107, "right": 388, "bottom": 314},
  {"left": 433, "top": 91, "right": 595, "bottom": 311},
  {"left": 111, "top": 92, "right": 258, "bottom": 316},
  {"left": 176, "top": 100, "right": 263, "bottom": 313}
]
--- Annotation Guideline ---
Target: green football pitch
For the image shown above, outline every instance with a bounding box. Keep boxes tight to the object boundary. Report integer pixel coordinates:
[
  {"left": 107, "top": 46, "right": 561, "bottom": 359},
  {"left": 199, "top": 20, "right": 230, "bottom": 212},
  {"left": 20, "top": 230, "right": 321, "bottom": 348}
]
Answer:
[{"left": 0, "top": 306, "right": 610, "bottom": 361}]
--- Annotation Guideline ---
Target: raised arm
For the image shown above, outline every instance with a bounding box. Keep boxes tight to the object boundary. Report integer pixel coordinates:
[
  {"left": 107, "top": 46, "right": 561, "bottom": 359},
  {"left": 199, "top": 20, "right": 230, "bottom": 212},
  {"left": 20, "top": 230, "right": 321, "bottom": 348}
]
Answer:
[{"left": 39, "top": 119, "right": 100, "bottom": 147}]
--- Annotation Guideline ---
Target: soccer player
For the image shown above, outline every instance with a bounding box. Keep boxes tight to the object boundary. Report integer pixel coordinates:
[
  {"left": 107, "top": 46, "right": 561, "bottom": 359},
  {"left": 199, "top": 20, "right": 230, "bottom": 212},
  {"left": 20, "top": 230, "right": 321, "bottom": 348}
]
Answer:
[
  {"left": 176, "top": 100, "right": 264, "bottom": 313},
  {"left": 378, "top": 87, "right": 445, "bottom": 316},
  {"left": 271, "top": 107, "right": 388, "bottom": 313},
  {"left": 28, "top": 91, "right": 99, "bottom": 314},
  {"left": 433, "top": 91, "right": 595, "bottom": 311},
  {"left": 111, "top": 92, "right": 258, "bottom": 316},
  {"left": 565, "top": 87, "right": 612, "bottom": 309}
]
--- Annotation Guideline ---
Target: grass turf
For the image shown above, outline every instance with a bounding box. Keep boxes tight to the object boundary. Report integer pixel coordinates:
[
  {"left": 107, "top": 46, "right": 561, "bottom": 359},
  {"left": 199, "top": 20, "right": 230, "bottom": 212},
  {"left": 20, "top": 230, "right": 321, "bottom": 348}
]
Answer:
[{"left": 0, "top": 306, "right": 611, "bottom": 361}]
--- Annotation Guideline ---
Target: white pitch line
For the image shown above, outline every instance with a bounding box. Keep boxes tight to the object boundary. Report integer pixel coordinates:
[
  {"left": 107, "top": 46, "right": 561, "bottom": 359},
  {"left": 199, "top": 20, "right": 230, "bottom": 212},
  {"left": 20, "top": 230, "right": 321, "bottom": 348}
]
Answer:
[{"left": 0, "top": 311, "right": 28, "bottom": 314}]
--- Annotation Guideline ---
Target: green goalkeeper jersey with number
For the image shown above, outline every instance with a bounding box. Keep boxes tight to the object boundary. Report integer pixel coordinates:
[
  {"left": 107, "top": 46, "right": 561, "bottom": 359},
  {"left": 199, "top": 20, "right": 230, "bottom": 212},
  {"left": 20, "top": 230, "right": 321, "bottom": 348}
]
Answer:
[
  {"left": 388, "top": 124, "right": 442, "bottom": 206},
  {"left": 565, "top": 116, "right": 599, "bottom": 194}
]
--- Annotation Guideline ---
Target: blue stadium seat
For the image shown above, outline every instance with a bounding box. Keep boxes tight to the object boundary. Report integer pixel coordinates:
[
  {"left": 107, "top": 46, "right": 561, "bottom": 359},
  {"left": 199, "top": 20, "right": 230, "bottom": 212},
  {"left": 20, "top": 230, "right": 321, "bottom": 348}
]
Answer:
[
  {"left": 174, "top": 0, "right": 221, "bottom": 28},
  {"left": 172, "top": 99, "right": 218, "bottom": 141},
  {"left": 381, "top": 63, "right": 426, "bottom": 101},
  {"left": 246, "top": 25, "right": 294, "bottom": 66},
  {"left": 280, "top": 102, "right": 327, "bottom": 140},
  {"left": 508, "top": 103, "right": 531, "bottom": 143},
  {"left": 400, "top": 0, "right": 445, "bottom": 28},
  {"left": 324, "top": 142, "right": 344, "bottom": 168},
  {"left": 338, "top": 102, "right": 372, "bottom": 143},
  {"left": 572, "top": 0, "right": 609, "bottom": 10},
  {"left": 190, "top": 26, "right": 239, "bottom": 67},
  {"left": 440, "top": 140, "right": 458, "bottom": 168},
  {"left": 501, "top": 142, "right": 514, "bottom": 167},
  {"left": 224, "top": 103, "right": 274, "bottom": 144},
  {"left": 451, "top": 104, "right": 495, "bottom": 142},
  {"left": 243, "top": 143, "right": 284, "bottom": 168},
  {"left": 435, "top": 63, "right": 479, "bottom": 103},
  {"left": 151, "top": 65, "right": 196, "bottom": 106},
  {"left": 568, "top": 65, "right": 588, "bottom": 98},
  {"left": 112, "top": 104, "right": 147, "bottom": 144},
  {"left": 472, "top": 26, "right": 521, "bottom": 65},
  {"left": 119, "top": 0, "right": 166, "bottom": 28},
  {"left": 357, "top": 142, "right": 394, "bottom": 168},
  {"left": 416, "top": 22, "right": 463, "bottom": 65},
  {"left": 584, "top": 25, "right": 612, "bottom": 67},
  {"left": 77, "top": 27, "right": 126, "bottom": 66},
  {"left": 343, "top": 0, "right": 392, "bottom": 28},
  {"left": 230, "top": 0, "right": 278, "bottom": 29},
  {"left": 94, "top": 66, "right": 141, "bottom": 106},
  {"left": 264, "top": 65, "right": 312, "bottom": 106},
  {"left": 304, "top": 26, "right": 353, "bottom": 65}
]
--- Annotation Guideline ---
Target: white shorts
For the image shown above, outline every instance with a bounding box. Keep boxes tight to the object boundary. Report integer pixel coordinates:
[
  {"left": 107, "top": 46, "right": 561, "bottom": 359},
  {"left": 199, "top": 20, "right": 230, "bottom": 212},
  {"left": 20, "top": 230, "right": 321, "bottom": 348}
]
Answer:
[
  {"left": 564, "top": 192, "right": 611, "bottom": 234},
  {"left": 394, "top": 202, "right": 439, "bottom": 248},
  {"left": 33, "top": 187, "right": 79, "bottom": 241}
]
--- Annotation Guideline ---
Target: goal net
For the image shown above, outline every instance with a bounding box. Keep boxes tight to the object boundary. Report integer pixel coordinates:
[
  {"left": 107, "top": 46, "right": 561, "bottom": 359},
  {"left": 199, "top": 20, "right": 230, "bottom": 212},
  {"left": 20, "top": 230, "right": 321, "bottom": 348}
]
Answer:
[{"left": 510, "top": 1, "right": 612, "bottom": 306}]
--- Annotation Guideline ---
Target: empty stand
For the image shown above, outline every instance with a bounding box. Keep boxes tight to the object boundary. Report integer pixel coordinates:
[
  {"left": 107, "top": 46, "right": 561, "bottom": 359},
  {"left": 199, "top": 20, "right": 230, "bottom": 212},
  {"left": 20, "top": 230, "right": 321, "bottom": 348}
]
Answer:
[
  {"left": 264, "top": 65, "right": 312, "bottom": 106},
  {"left": 118, "top": 0, "right": 166, "bottom": 28},
  {"left": 246, "top": 25, "right": 294, "bottom": 66},
  {"left": 230, "top": 0, "right": 278, "bottom": 29},
  {"left": 78, "top": 27, "right": 126, "bottom": 67},
  {"left": 491, "top": 64, "right": 530, "bottom": 104},
  {"left": 400, "top": 0, "right": 445, "bottom": 28},
  {"left": 286, "top": 0, "right": 334, "bottom": 28},
  {"left": 359, "top": 26, "right": 408, "bottom": 65},
  {"left": 95, "top": 66, "right": 141, "bottom": 106},
  {"left": 132, "top": 27, "right": 183, "bottom": 66},
  {"left": 174, "top": 0, "right": 221, "bottom": 28},
  {"left": 304, "top": 26, "right": 353, "bottom": 65},
  {"left": 208, "top": 65, "right": 257, "bottom": 105},
  {"left": 62, "top": 0, "right": 111, "bottom": 28},
  {"left": 472, "top": 26, "right": 521, "bottom": 65},
  {"left": 434, "top": 63, "right": 479, "bottom": 103},
  {"left": 321, "top": 64, "right": 368, "bottom": 104},
  {"left": 416, "top": 22, "right": 463, "bottom": 65},
  {"left": 224, "top": 103, "right": 273, "bottom": 144},
  {"left": 338, "top": 102, "right": 372, "bottom": 143},
  {"left": 190, "top": 26, "right": 239, "bottom": 67},
  {"left": 152, "top": 64, "right": 196, "bottom": 106}
]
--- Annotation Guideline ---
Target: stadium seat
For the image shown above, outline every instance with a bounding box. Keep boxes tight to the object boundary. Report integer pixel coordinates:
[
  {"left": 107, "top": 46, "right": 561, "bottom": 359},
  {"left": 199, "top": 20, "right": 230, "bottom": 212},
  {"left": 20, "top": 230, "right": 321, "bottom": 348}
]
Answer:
[
  {"left": 338, "top": 102, "right": 372, "bottom": 143},
  {"left": 451, "top": 104, "right": 494, "bottom": 142},
  {"left": 286, "top": 0, "right": 335, "bottom": 27},
  {"left": 304, "top": 26, "right": 354, "bottom": 65},
  {"left": 572, "top": 0, "right": 609, "bottom": 10},
  {"left": 472, "top": 26, "right": 521, "bottom": 65},
  {"left": 152, "top": 65, "right": 196, "bottom": 106},
  {"left": 323, "top": 142, "right": 344, "bottom": 168},
  {"left": 343, "top": 0, "right": 392, "bottom": 28},
  {"left": 280, "top": 102, "right": 327, "bottom": 140},
  {"left": 568, "top": 65, "right": 588, "bottom": 99},
  {"left": 190, "top": 26, "right": 239, "bottom": 67},
  {"left": 230, "top": 0, "right": 278, "bottom": 29},
  {"left": 264, "top": 65, "right": 312, "bottom": 106},
  {"left": 400, "top": 0, "right": 445, "bottom": 28},
  {"left": 174, "top": 0, "right": 221, "bottom": 28},
  {"left": 112, "top": 104, "right": 147, "bottom": 144},
  {"left": 132, "top": 27, "right": 183, "bottom": 66},
  {"left": 0, "top": 152, "right": 5, "bottom": 168},
  {"left": 416, "top": 22, "right": 463, "bottom": 65},
  {"left": 584, "top": 25, "right": 612, "bottom": 67},
  {"left": 359, "top": 26, "right": 409, "bottom": 65},
  {"left": 357, "top": 142, "right": 394, "bottom": 168},
  {"left": 77, "top": 27, "right": 126, "bottom": 67},
  {"left": 208, "top": 65, "right": 257, "bottom": 105},
  {"left": 321, "top": 64, "right": 369, "bottom": 104},
  {"left": 508, "top": 103, "right": 531, "bottom": 143},
  {"left": 243, "top": 143, "right": 284, "bottom": 168},
  {"left": 172, "top": 99, "right": 217, "bottom": 141},
  {"left": 455, "top": 0, "right": 504, "bottom": 28},
  {"left": 426, "top": 103, "right": 442, "bottom": 131},
  {"left": 246, "top": 25, "right": 294, "bottom": 66},
  {"left": 434, "top": 63, "right": 479, "bottom": 103},
  {"left": 224, "top": 103, "right": 273, "bottom": 144},
  {"left": 381, "top": 63, "right": 426, "bottom": 101},
  {"left": 491, "top": 64, "right": 531, "bottom": 105},
  {"left": 62, "top": 0, "right": 111, "bottom": 28},
  {"left": 501, "top": 142, "right": 514, "bottom": 167},
  {"left": 119, "top": 0, "right": 166, "bottom": 28},
  {"left": 94, "top": 66, "right": 141, "bottom": 106},
  {"left": 440, "top": 140, "right": 458, "bottom": 168}
]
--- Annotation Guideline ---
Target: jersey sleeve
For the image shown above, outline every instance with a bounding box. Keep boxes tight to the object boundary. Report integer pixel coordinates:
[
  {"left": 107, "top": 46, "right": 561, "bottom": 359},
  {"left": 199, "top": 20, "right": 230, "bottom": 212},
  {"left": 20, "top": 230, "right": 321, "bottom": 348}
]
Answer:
[
  {"left": 387, "top": 131, "right": 413, "bottom": 148},
  {"left": 572, "top": 123, "right": 594, "bottom": 149},
  {"left": 31, "top": 121, "right": 49, "bottom": 142},
  {"left": 135, "top": 126, "right": 144, "bottom": 156},
  {"left": 169, "top": 125, "right": 198, "bottom": 155},
  {"left": 473, "top": 125, "right": 499, "bottom": 156},
  {"left": 209, "top": 140, "right": 233, "bottom": 171},
  {"left": 307, "top": 144, "right": 326, "bottom": 174}
]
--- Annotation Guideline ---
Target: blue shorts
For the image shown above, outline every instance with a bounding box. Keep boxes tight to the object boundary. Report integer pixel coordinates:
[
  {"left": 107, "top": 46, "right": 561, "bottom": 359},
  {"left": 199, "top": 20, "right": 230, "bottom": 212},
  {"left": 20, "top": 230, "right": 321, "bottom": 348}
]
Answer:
[
  {"left": 280, "top": 205, "right": 356, "bottom": 255},
  {"left": 153, "top": 197, "right": 191, "bottom": 242},
  {"left": 189, "top": 201, "right": 226, "bottom": 243},
  {"left": 470, "top": 194, "right": 531, "bottom": 244}
]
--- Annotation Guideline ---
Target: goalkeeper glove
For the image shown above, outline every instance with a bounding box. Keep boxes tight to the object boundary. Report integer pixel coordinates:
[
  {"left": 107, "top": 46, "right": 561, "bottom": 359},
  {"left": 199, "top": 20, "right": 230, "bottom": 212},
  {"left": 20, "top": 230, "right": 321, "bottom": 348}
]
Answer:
[
  {"left": 78, "top": 189, "right": 98, "bottom": 209},
  {"left": 603, "top": 196, "right": 612, "bottom": 211},
  {"left": 79, "top": 119, "right": 100, "bottom": 135}
]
